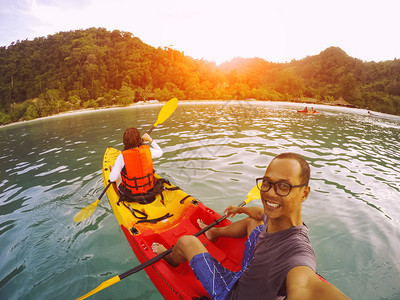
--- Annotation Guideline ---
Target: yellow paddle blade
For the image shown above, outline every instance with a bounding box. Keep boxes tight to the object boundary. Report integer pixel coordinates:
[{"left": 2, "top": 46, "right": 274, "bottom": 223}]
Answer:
[
  {"left": 244, "top": 185, "right": 260, "bottom": 204},
  {"left": 153, "top": 98, "right": 178, "bottom": 127},
  {"left": 76, "top": 275, "right": 120, "bottom": 300},
  {"left": 73, "top": 199, "right": 100, "bottom": 223}
]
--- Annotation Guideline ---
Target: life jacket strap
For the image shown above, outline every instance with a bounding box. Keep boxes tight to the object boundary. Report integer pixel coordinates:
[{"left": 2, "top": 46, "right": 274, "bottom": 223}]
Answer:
[{"left": 121, "top": 168, "right": 154, "bottom": 190}]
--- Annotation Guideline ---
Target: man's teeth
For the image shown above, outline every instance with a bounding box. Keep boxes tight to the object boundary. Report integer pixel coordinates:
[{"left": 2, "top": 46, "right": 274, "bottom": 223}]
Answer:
[{"left": 267, "top": 201, "right": 280, "bottom": 208}]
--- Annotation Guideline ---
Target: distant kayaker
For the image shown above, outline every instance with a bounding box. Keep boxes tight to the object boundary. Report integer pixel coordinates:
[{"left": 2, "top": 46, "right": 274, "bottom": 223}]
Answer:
[
  {"left": 152, "top": 153, "right": 349, "bottom": 300},
  {"left": 109, "top": 127, "right": 163, "bottom": 202},
  {"left": 304, "top": 106, "right": 308, "bottom": 112}
]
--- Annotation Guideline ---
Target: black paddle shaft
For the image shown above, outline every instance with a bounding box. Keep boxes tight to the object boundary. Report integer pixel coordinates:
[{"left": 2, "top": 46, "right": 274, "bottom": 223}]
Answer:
[
  {"left": 146, "top": 126, "right": 155, "bottom": 135},
  {"left": 119, "top": 248, "right": 172, "bottom": 280},
  {"left": 99, "top": 181, "right": 112, "bottom": 199}
]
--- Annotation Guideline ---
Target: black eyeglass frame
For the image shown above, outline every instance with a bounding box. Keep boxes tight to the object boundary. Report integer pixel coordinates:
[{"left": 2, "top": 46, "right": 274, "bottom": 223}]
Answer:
[{"left": 256, "top": 177, "right": 307, "bottom": 197}]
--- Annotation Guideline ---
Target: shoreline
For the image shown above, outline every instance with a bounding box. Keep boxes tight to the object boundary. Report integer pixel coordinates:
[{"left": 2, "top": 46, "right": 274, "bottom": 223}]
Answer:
[{"left": 1, "top": 99, "right": 398, "bottom": 128}]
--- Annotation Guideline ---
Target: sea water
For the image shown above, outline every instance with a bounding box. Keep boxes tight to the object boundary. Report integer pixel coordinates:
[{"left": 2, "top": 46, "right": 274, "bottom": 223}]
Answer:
[{"left": 1, "top": 101, "right": 399, "bottom": 299}]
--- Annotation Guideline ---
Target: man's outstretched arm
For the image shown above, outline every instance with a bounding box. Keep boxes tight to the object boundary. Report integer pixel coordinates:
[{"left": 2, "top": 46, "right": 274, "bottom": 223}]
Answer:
[{"left": 286, "top": 266, "right": 350, "bottom": 300}]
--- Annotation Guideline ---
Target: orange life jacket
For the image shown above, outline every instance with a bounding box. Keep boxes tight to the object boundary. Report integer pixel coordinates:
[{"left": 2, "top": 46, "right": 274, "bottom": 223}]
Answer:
[{"left": 121, "top": 145, "right": 154, "bottom": 195}]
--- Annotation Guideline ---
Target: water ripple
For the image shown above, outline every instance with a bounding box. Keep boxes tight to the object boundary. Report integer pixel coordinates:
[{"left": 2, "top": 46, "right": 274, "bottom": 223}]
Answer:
[{"left": 35, "top": 165, "right": 69, "bottom": 177}]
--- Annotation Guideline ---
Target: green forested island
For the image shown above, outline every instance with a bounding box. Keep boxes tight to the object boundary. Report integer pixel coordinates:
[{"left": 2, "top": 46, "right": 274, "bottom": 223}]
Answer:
[{"left": 1, "top": 27, "right": 399, "bottom": 125}]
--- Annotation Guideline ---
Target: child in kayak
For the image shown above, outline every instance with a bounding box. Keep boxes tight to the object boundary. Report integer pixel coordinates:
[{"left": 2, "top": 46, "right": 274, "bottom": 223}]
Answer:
[{"left": 109, "top": 127, "right": 163, "bottom": 203}]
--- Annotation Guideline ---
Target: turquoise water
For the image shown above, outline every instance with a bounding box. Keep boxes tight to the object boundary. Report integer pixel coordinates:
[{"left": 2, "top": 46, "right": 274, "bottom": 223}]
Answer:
[{"left": 1, "top": 101, "right": 400, "bottom": 299}]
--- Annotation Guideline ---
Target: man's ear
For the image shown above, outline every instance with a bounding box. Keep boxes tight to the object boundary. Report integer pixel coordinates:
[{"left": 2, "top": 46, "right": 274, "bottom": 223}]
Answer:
[{"left": 301, "top": 186, "right": 311, "bottom": 202}]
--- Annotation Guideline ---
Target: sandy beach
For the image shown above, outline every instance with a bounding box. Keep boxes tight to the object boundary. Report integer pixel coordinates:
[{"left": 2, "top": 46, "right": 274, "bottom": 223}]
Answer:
[{"left": 2, "top": 99, "right": 398, "bottom": 129}]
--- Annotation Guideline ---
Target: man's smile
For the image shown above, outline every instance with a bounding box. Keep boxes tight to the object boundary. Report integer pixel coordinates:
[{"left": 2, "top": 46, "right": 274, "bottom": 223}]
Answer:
[{"left": 266, "top": 201, "right": 281, "bottom": 208}]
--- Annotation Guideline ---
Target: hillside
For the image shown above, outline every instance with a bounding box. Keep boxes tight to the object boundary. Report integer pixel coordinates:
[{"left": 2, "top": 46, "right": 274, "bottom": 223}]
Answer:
[{"left": 1, "top": 28, "right": 399, "bottom": 124}]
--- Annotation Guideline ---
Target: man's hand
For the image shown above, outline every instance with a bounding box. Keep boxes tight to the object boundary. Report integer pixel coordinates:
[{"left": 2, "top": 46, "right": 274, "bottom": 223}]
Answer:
[
  {"left": 224, "top": 205, "right": 241, "bottom": 218},
  {"left": 224, "top": 205, "right": 264, "bottom": 221}
]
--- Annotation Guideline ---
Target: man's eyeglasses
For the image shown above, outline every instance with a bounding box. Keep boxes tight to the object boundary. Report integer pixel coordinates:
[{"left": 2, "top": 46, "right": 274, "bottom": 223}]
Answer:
[{"left": 256, "top": 178, "right": 306, "bottom": 197}]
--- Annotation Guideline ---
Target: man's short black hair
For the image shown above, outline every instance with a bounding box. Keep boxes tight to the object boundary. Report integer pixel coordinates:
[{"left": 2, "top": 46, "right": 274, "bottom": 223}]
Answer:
[{"left": 274, "top": 153, "right": 310, "bottom": 186}]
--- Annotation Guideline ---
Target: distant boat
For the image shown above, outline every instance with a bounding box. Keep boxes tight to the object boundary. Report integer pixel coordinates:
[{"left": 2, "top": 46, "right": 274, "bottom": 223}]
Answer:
[{"left": 297, "top": 110, "right": 319, "bottom": 114}]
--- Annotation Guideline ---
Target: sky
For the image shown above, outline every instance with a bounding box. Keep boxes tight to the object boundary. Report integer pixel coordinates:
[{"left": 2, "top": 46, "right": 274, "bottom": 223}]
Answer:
[{"left": 1, "top": 0, "right": 400, "bottom": 65}]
